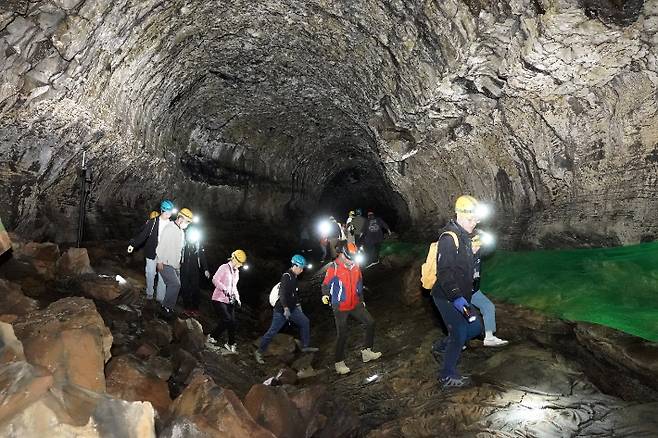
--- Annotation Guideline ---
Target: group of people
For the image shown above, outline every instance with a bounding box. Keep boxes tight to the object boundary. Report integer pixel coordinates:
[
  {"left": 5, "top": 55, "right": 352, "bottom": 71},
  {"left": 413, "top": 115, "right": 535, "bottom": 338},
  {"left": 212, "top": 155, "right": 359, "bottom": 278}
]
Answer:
[
  {"left": 128, "top": 200, "right": 246, "bottom": 353},
  {"left": 127, "top": 195, "right": 507, "bottom": 384},
  {"left": 311, "top": 210, "right": 392, "bottom": 267}
]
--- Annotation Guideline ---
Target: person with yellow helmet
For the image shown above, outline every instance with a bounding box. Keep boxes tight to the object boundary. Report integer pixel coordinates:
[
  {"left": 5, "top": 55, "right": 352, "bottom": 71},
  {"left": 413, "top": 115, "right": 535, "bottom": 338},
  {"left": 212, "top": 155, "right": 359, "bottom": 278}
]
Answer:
[
  {"left": 155, "top": 207, "right": 193, "bottom": 315},
  {"left": 209, "top": 249, "right": 247, "bottom": 353},
  {"left": 127, "top": 200, "right": 175, "bottom": 302},
  {"left": 431, "top": 195, "right": 488, "bottom": 389}
]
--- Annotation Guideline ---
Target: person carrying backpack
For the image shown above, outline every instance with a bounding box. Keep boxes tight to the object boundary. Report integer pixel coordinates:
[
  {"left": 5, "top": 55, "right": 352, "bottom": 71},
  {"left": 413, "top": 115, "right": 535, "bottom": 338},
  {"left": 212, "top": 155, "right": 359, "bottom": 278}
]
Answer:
[
  {"left": 127, "top": 200, "right": 175, "bottom": 302},
  {"left": 321, "top": 242, "right": 382, "bottom": 375},
  {"left": 431, "top": 195, "right": 486, "bottom": 389},
  {"left": 254, "top": 254, "right": 319, "bottom": 364},
  {"left": 362, "top": 211, "right": 391, "bottom": 267}
]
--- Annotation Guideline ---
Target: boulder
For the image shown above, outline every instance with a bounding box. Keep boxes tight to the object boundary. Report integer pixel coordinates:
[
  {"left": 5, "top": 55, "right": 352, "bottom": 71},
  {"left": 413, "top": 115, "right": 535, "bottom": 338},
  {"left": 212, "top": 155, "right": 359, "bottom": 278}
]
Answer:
[
  {"left": 78, "top": 274, "right": 130, "bottom": 302},
  {"left": 244, "top": 384, "right": 306, "bottom": 438},
  {"left": 0, "top": 278, "right": 39, "bottom": 315},
  {"left": 257, "top": 333, "right": 296, "bottom": 357},
  {"left": 13, "top": 297, "right": 113, "bottom": 392},
  {"left": 288, "top": 385, "right": 330, "bottom": 436},
  {"left": 135, "top": 342, "right": 159, "bottom": 360},
  {"left": 0, "top": 321, "right": 25, "bottom": 364},
  {"left": 18, "top": 241, "right": 60, "bottom": 279},
  {"left": 171, "top": 348, "right": 199, "bottom": 385},
  {"left": 143, "top": 319, "right": 173, "bottom": 347},
  {"left": 173, "top": 317, "right": 205, "bottom": 353},
  {"left": 169, "top": 373, "right": 276, "bottom": 438},
  {"left": 57, "top": 247, "right": 94, "bottom": 277},
  {"left": 105, "top": 355, "right": 172, "bottom": 416},
  {"left": 0, "top": 365, "right": 156, "bottom": 437},
  {"left": 146, "top": 355, "right": 173, "bottom": 381},
  {"left": 159, "top": 416, "right": 212, "bottom": 438}
]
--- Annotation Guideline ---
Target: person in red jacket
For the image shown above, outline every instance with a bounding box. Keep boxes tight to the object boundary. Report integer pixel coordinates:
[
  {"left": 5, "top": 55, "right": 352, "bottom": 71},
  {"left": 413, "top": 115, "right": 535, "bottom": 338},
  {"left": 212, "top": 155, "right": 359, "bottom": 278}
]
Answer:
[{"left": 321, "top": 242, "right": 382, "bottom": 375}]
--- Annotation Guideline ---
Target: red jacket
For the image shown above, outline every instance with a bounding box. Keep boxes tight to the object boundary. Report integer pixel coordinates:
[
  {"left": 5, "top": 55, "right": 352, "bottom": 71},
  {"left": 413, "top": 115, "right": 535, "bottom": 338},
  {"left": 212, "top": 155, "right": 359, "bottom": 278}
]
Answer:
[{"left": 322, "top": 259, "right": 363, "bottom": 311}]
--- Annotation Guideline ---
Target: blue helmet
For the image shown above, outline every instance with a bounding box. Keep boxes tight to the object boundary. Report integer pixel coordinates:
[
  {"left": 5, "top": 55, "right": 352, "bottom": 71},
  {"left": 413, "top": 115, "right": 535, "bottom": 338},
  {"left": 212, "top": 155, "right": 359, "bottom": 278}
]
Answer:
[
  {"left": 160, "top": 199, "right": 174, "bottom": 212},
  {"left": 291, "top": 254, "right": 307, "bottom": 268}
]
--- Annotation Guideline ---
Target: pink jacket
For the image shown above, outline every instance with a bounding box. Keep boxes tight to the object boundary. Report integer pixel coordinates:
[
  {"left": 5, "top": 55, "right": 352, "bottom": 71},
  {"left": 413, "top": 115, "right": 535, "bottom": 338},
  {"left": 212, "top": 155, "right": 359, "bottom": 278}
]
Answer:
[{"left": 212, "top": 262, "right": 241, "bottom": 303}]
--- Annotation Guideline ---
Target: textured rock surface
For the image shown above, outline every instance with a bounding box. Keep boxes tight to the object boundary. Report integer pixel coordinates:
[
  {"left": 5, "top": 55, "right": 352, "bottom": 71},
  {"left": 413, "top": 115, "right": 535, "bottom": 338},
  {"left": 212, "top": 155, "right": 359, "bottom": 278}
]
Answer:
[
  {"left": 1, "top": 0, "right": 656, "bottom": 247},
  {"left": 12, "top": 297, "right": 113, "bottom": 392},
  {"left": 0, "top": 278, "right": 39, "bottom": 316},
  {"left": 57, "top": 247, "right": 94, "bottom": 277}
]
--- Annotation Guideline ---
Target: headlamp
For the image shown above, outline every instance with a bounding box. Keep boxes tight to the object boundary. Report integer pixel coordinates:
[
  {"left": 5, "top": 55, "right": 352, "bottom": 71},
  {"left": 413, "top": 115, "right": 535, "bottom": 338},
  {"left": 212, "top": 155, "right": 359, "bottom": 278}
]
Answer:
[
  {"left": 478, "top": 231, "right": 495, "bottom": 246},
  {"left": 242, "top": 264, "right": 250, "bottom": 271},
  {"left": 188, "top": 229, "right": 201, "bottom": 244},
  {"left": 317, "top": 220, "right": 331, "bottom": 238},
  {"left": 355, "top": 253, "right": 365, "bottom": 265},
  {"left": 171, "top": 208, "right": 179, "bottom": 215},
  {"left": 474, "top": 203, "right": 491, "bottom": 221},
  {"left": 192, "top": 216, "right": 200, "bottom": 224}
]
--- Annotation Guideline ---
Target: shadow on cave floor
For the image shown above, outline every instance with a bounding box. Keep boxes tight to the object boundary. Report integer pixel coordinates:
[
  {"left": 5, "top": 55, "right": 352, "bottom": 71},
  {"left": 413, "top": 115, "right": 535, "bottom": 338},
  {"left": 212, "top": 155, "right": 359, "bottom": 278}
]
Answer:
[{"left": 292, "top": 263, "right": 658, "bottom": 437}]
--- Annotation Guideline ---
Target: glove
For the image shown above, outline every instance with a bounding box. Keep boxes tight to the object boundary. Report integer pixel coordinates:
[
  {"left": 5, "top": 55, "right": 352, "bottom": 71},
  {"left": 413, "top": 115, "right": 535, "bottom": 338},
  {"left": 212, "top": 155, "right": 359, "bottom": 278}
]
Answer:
[
  {"left": 204, "top": 270, "right": 210, "bottom": 279},
  {"left": 452, "top": 296, "right": 468, "bottom": 312},
  {"left": 283, "top": 307, "right": 291, "bottom": 319},
  {"left": 127, "top": 245, "right": 134, "bottom": 253},
  {"left": 322, "top": 295, "right": 330, "bottom": 305}
]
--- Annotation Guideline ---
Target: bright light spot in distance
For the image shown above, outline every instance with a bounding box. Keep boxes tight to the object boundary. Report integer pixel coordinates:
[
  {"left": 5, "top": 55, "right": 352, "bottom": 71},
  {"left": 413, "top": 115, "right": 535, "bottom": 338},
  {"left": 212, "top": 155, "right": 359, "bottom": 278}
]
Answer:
[
  {"left": 115, "top": 275, "right": 127, "bottom": 285},
  {"left": 188, "top": 229, "right": 201, "bottom": 243},
  {"left": 479, "top": 231, "right": 495, "bottom": 246},
  {"left": 192, "top": 216, "right": 200, "bottom": 223},
  {"left": 307, "top": 264, "right": 313, "bottom": 270},
  {"left": 317, "top": 220, "right": 331, "bottom": 237}
]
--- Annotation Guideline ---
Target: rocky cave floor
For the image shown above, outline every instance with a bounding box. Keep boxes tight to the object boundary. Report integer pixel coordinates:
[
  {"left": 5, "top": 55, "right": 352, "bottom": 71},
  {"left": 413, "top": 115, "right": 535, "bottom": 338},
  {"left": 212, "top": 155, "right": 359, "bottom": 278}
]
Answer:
[{"left": 1, "top": 236, "right": 658, "bottom": 437}]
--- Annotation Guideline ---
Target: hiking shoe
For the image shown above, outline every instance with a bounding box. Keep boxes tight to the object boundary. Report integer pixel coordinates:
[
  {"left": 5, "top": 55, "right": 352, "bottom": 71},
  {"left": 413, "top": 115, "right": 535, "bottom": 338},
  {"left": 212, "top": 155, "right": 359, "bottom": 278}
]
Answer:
[
  {"left": 483, "top": 336, "right": 509, "bottom": 347},
  {"left": 361, "top": 348, "right": 382, "bottom": 363},
  {"left": 335, "top": 361, "right": 351, "bottom": 375},
  {"left": 301, "top": 346, "right": 319, "bottom": 353},
  {"left": 224, "top": 343, "right": 237, "bottom": 354},
  {"left": 440, "top": 376, "right": 468, "bottom": 388},
  {"left": 254, "top": 350, "right": 264, "bottom": 364}
]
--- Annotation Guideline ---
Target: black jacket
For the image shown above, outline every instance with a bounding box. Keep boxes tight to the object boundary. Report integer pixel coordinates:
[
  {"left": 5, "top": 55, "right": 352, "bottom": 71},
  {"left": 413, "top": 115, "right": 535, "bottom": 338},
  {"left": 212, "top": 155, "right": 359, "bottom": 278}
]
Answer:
[
  {"left": 181, "top": 241, "right": 209, "bottom": 276},
  {"left": 274, "top": 269, "right": 298, "bottom": 312},
  {"left": 363, "top": 217, "right": 390, "bottom": 245},
  {"left": 129, "top": 217, "right": 163, "bottom": 260},
  {"left": 431, "top": 220, "right": 475, "bottom": 302}
]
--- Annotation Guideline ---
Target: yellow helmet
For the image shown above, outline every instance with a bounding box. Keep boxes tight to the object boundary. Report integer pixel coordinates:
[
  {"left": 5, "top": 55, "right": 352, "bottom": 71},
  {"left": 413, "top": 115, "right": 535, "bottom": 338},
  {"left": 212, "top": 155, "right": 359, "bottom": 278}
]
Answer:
[
  {"left": 349, "top": 210, "right": 355, "bottom": 217},
  {"left": 148, "top": 211, "right": 160, "bottom": 220},
  {"left": 231, "top": 249, "right": 247, "bottom": 264},
  {"left": 455, "top": 195, "right": 479, "bottom": 216},
  {"left": 178, "top": 208, "right": 193, "bottom": 221}
]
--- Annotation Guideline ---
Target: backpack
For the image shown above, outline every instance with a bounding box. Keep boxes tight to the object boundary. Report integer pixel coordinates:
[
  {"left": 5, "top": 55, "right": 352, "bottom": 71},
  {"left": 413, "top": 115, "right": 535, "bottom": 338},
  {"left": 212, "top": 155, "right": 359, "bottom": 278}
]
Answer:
[
  {"left": 420, "top": 231, "right": 459, "bottom": 290},
  {"left": 269, "top": 272, "right": 292, "bottom": 307},
  {"left": 368, "top": 219, "right": 380, "bottom": 233}
]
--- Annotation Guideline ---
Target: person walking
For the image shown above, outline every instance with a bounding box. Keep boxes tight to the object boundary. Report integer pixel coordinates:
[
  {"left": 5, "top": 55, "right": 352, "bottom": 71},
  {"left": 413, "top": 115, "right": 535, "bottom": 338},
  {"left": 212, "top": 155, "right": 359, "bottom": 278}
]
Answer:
[
  {"left": 321, "top": 242, "right": 382, "bottom": 375},
  {"left": 209, "top": 249, "right": 247, "bottom": 353},
  {"left": 470, "top": 234, "right": 508, "bottom": 347},
  {"left": 156, "top": 207, "right": 194, "bottom": 316},
  {"left": 254, "top": 254, "right": 319, "bottom": 364},
  {"left": 362, "top": 211, "right": 391, "bottom": 266},
  {"left": 127, "top": 200, "right": 176, "bottom": 302},
  {"left": 431, "top": 195, "right": 485, "bottom": 389},
  {"left": 180, "top": 225, "right": 210, "bottom": 317}
]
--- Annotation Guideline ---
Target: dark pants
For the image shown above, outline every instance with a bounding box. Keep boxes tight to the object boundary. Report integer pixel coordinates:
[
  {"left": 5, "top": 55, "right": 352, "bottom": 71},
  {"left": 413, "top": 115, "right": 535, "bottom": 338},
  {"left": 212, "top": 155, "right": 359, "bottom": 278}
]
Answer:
[
  {"left": 333, "top": 303, "right": 375, "bottom": 362},
  {"left": 160, "top": 266, "right": 181, "bottom": 310},
  {"left": 180, "top": 267, "right": 200, "bottom": 310},
  {"left": 365, "top": 242, "right": 382, "bottom": 263},
  {"left": 258, "top": 306, "right": 310, "bottom": 353},
  {"left": 211, "top": 301, "right": 237, "bottom": 344},
  {"left": 432, "top": 295, "right": 482, "bottom": 379}
]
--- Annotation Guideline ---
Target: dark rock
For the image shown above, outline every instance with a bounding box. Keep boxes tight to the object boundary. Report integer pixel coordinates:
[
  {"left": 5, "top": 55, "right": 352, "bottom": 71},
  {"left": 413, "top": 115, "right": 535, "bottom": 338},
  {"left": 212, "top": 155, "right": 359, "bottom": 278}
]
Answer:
[
  {"left": 173, "top": 317, "right": 205, "bottom": 353},
  {"left": 0, "top": 322, "right": 25, "bottom": 364},
  {"left": 244, "top": 384, "right": 306, "bottom": 438},
  {"left": 0, "top": 278, "right": 39, "bottom": 315},
  {"left": 145, "top": 355, "right": 173, "bottom": 381},
  {"left": 142, "top": 319, "right": 173, "bottom": 348}
]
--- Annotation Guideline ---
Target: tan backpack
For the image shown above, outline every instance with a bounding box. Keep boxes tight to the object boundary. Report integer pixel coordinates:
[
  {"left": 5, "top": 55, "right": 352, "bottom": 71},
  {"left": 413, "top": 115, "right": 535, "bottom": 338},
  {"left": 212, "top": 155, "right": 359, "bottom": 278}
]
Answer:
[{"left": 420, "top": 231, "right": 459, "bottom": 290}]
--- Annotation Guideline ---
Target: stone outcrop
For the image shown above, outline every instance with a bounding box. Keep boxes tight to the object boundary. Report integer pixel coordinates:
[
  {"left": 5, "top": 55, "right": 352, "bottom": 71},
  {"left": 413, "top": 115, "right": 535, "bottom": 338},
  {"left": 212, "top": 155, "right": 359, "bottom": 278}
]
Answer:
[
  {"left": 57, "top": 247, "right": 95, "bottom": 277},
  {"left": 0, "top": 278, "right": 39, "bottom": 316},
  {"left": 13, "top": 297, "right": 112, "bottom": 392},
  {"left": 105, "top": 354, "right": 172, "bottom": 416},
  {"left": 168, "top": 373, "right": 276, "bottom": 438}
]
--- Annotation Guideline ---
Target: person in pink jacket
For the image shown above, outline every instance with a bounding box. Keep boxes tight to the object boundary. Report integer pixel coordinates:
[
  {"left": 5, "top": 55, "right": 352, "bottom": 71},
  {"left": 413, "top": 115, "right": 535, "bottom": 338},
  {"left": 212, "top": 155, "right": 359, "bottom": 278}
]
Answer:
[{"left": 208, "top": 249, "right": 246, "bottom": 353}]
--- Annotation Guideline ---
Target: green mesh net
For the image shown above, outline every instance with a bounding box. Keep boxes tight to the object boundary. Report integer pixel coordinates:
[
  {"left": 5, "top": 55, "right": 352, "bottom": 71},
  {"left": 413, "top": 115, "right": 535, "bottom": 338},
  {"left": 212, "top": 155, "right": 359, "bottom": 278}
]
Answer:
[{"left": 382, "top": 240, "right": 658, "bottom": 342}]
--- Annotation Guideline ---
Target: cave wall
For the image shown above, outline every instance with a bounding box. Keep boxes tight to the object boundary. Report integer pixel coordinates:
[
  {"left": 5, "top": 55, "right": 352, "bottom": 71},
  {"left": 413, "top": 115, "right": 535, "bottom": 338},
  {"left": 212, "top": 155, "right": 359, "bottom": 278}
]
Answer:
[{"left": 1, "top": 0, "right": 657, "bottom": 247}]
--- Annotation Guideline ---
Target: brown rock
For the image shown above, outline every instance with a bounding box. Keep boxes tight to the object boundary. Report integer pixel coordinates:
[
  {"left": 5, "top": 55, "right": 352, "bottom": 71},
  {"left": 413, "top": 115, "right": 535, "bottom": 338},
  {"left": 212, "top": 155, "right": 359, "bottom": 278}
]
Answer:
[
  {"left": 169, "top": 373, "right": 276, "bottom": 438},
  {"left": 135, "top": 342, "right": 159, "bottom": 359},
  {"left": 13, "top": 297, "right": 113, "bottom": 392},
  {"left": 258, "top": 333, "right": 296, "bottom": 357},
  {"left": 143, "top": 319, "right": 173, "bottom": 347},
  {"left": 0, "top": 361, "right": 54, "bottom": 422},
  {"left": 159, "top": 417, "right": 212, "bottom": 438},
  {"left": 244, "top": 384, "right": 306, "bottom": 438},
  {"left": 288, "top": 385, "right": 330, "bottom": 436},
  {"left": 171, "top": 348, "right": 199, "bottom": 385},
  {"left": 79, "top": 275, "right": 128, "bottom": 302},
  {"left": 173, "top": 317, "right": 205, "bottom": 353},
  {"left": 106, "top": 355, "right": 172, "bottom": 416},
  {"left": 0, "top": 321, "right": 25, "bottom": 364},
  {"left": 0, "top": 278, "right": 39, "bottom": 315},
  {"left": 146, "top": 355, "right": 173, "bottom": 381},
  {"left": 57, "top": 247, "right": 95, "bottom": 277},
  {"left": 19, "top": 241, "right": 60, "bottom": 279}
]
